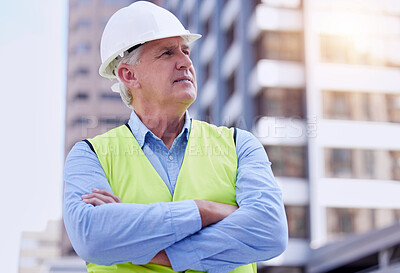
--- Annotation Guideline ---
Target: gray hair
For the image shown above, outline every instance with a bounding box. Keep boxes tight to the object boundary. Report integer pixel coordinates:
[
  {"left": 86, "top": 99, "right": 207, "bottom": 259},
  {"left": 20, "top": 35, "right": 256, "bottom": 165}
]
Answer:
[{"left": 110, "top": 46, "right": 143, "bottom": 108}]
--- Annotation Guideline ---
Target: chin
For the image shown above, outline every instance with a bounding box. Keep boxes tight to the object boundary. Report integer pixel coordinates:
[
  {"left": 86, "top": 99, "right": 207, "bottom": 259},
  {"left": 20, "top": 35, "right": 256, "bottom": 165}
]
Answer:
[
  {"left": 177, "top": 94, "right": 196, "bottom": 107},
  {"left": 179, "top": 88, "right": 197, "bottom": 100},
  {"left": 185, "top": 92, "right": 197, "bottom": 103}
]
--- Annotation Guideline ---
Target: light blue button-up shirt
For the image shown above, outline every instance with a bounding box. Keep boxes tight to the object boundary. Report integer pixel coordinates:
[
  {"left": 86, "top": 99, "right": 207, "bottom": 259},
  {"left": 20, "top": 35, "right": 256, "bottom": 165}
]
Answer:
[{"left": 63, "top": 110, "right": 288, "bottom": 273}]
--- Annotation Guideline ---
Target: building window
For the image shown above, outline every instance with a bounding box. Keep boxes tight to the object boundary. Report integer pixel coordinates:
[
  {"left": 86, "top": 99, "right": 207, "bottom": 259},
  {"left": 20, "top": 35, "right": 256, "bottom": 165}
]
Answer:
[
  {"left": 96, "top": 117, "right": 129, "bottom": 132},
  {"left": 375, "top": 208, "right": 400, "bottom": 229},
  {"left": 73, "top": 67, "right": 89, "bottom": 78},
  {"left": 256, "top": 88, "right": 304, "bottom": 118},
  {"left": 204, "top": 106, "right": 212, "bottom": 124},
  {"left": 320, "top": 34, "right": 400, "bottom": 68},
  {"left": 324, "top": 90, "right": 400, "bottom": 123},
  {"left": 332, "top": 93, "right": 351, "bottom": 119},
  {"left": 72, "top": 43, "right": 91, "bottom": 55},
  {"left": 258, "top": 31, "right": 303, "bottom": 62},
  {"left": 265, "top": 145, "right": 307, "bottom": 178},
  {"left": 99, "top": 117, "right": 128, "bottom": 125},
  {"left": 323, "top": 91, "right": 352, "bottom": 120},
  {"left": 73, "top": 19, "right": 91, "bottom": 31},
  {"left": 327, "top": 208, "right": 373, "bottom": 240},
  {"left": 72, "top": 117, "right": 89, "bottom": 126},
  {"left": 226, "top": 24, "right": 235, "bottom": 49},
  {"left": 73, "top": 67, "right": 89, "bottom": 77},
  {"left": 326, "top": 148, "right": 400, "bottom": 180},
  {"left": 73, "top": 92, "right": 89, "bottom": 101},
  {"left": 327, "top": 208, "right": 400, "bottom": 241},
  {"left": 203, "top": 18, "right": 212, "bottom": 37},
  {"left": 361, "top": 150, "right": 375, "bottom": 179},
  {"left": 387, "top": 94, "right": 400, "bottom": 123},
  {"left": 204, "top": 62, "right": 211, "bottom": 83},
  {"left": 325, "top": 149, "right": 353, "bottom": 178},
  {"left": 391, "top": 151, "right": 400, "bottom": 180},
  {"left": 100, "top": 92, "right": 121, "bottom": 100},
  {"left": 358, "top": 92, "right": 372, "bottom": 121},
  {"left": 285, "top": 206, "right": 308, "bottom": 238},
  {"left": 226, "top": 73, "right": 235, "bottom": 100}
]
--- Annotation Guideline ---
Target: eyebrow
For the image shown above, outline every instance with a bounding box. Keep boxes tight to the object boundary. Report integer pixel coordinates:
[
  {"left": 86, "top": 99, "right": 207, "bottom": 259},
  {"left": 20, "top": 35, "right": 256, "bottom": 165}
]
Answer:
[
  {"left": 158, "top": 46, "right": 175, "bottom": 53},
  {"left": 157, "top": 44, "right": 190, "bottom": 54}
]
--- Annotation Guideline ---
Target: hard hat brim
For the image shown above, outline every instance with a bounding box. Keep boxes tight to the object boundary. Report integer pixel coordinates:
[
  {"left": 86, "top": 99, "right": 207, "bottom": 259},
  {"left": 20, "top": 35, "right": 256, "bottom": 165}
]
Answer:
[{"left": 99, "top": 33, "right": 201, "bottom": 79}]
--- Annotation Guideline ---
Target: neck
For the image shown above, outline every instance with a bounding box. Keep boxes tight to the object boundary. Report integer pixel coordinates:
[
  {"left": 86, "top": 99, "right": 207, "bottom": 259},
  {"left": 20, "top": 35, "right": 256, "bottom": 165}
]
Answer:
[{"left": 134, "top": 109, "right": 186, "bottom": 149}]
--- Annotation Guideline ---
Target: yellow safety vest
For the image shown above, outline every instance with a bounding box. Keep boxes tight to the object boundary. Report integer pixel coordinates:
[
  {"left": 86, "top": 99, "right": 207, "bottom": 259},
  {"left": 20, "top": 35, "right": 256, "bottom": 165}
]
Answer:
[{"left": 86, "top": 119, "right": 256, "bottom": 273}]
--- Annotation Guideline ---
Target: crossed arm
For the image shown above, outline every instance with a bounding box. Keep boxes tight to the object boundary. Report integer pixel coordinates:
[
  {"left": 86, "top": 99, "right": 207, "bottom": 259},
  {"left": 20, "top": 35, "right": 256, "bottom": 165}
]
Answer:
[
  {"left": 63, "top": 129, "right": 288, "bottom": 272},
  {"left": 81, "top": 189, "right": 238, "bottom": 266}
]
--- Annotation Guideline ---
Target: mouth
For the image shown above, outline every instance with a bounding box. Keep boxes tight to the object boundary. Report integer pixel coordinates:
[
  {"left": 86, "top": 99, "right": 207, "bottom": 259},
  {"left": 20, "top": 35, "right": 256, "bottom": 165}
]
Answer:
[{"left": 173, "top": 76, "right": 193, "bottom": 84}]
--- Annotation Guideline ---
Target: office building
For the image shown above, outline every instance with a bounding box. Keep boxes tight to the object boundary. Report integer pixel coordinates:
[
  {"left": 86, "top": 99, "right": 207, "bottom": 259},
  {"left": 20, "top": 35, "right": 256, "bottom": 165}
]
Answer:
[
  {"left": 63, "top": 0, "right": 400, "bottom": 271},
  {"left": 65, "top": 0, "right": 139, "bottom": 155}
]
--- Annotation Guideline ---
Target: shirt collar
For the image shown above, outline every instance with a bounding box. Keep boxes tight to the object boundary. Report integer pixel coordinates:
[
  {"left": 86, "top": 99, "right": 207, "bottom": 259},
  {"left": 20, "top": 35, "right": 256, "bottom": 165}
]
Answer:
[{"left": 127, "top": 110, "right": 191, "bottom": 148}]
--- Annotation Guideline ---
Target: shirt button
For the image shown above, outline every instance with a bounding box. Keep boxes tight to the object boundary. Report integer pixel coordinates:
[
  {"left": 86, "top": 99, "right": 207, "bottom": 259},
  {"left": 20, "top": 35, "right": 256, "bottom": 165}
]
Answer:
[{"left": 168, "top": 155, "right": 174, "bottom": 161}]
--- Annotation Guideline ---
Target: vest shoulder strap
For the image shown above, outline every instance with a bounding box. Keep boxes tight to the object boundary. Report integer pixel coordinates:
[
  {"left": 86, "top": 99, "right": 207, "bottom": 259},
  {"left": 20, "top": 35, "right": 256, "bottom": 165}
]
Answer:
[
  {"left": 234, "top": 127, "right": 237, "bottom": 146},
  {"left": 83, "top": 139, "right": 95, "bottom": 154}
]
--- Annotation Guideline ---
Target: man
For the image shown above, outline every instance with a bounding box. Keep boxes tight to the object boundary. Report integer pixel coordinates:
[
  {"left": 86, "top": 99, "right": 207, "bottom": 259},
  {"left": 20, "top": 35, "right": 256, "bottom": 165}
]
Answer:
[{"left": 64, "top": 2, "right": 288, "bottom": 273}]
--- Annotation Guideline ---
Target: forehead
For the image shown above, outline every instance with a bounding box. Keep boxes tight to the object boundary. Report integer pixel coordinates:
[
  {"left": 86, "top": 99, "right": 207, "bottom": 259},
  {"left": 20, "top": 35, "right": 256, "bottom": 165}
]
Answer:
[{"left": 144, "top": 36, "right": 189, "bottom": 51}]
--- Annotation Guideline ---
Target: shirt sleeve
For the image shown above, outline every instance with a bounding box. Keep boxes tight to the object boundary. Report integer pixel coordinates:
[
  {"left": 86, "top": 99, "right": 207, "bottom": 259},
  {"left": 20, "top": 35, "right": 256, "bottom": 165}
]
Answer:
[
  {"left": 164, "top": 129, "right": 288, "bottom": 273},
  {"left": 63, "top": 141, "right": 202, "bottom": 266}
]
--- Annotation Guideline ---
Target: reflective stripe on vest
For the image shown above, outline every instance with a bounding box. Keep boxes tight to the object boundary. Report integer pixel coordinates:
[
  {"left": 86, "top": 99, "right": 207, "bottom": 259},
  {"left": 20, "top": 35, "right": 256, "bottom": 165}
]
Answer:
[{"left": 86, "top": 119, "right": 256, "bottom": 273}]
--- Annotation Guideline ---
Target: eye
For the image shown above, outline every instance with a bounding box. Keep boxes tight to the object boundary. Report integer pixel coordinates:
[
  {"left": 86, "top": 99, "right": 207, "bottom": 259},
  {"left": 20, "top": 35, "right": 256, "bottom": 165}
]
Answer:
[
  {"left": 183, "top": 49, "right": 190, "bottom": 56},
  {"left": 162, "top": 50, "right": 172, "bottom": 56}
]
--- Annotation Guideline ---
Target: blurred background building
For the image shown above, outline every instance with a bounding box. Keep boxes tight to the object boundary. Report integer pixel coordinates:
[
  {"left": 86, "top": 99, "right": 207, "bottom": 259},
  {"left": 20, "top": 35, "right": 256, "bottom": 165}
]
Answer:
[
  {"left": 18, "top": 220, "right": 86, "bottom": 273},
  {"left": 44, "top": 0, "right": 400, "bottom": 272}
]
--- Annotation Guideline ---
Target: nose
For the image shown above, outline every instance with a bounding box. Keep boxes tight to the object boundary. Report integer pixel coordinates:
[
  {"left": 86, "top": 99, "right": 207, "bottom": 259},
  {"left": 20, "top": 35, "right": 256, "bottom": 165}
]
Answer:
[{"left": 176, "top": 51, "right": 193, "bottom": 70}]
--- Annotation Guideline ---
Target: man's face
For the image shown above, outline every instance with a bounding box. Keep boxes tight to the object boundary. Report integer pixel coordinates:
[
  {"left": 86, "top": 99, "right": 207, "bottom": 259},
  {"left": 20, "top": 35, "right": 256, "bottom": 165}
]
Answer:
[{"left": 133, "top": 36, "right": 197, "bottom": 111}]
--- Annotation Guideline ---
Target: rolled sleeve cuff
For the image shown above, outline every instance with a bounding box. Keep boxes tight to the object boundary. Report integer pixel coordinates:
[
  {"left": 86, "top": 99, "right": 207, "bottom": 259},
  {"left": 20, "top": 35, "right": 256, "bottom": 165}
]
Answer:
[
  {"left": 168, "top": 200, "right": 202, "bottom": 241},
  {"left": 165, "top": 237, "right": 204, "bottom": 272}
]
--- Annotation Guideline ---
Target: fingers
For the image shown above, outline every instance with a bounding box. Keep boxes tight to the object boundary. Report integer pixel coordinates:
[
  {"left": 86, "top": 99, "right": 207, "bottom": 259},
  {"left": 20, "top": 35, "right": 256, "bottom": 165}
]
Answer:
[
  {"left": 82, "top": 195, "right": 107, "bottom": 206},
  {"left": 92, "top": 188, "right": 122, "bottom": 203},
  {"left": 81, "top": 188, "right": 122, "bottom": 206}
]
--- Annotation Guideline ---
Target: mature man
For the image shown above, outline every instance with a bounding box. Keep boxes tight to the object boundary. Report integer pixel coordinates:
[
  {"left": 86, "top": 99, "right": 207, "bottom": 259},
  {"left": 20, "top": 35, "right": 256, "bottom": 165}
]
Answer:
[{"left": 64, "top": 2, "right": 288, "bottom": 273}]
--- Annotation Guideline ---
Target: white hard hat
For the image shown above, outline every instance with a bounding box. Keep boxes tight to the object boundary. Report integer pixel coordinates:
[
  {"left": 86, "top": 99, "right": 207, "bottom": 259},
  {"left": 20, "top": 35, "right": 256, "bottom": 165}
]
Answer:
[{"left": 99, "top": 1, "right": 201, "bottom": 79}]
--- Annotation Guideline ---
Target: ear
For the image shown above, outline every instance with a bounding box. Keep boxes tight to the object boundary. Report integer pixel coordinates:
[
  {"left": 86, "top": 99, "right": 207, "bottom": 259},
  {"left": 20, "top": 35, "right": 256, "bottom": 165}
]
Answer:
[{"left": 117, "top": 64, "right": 140, "bottom": 89}]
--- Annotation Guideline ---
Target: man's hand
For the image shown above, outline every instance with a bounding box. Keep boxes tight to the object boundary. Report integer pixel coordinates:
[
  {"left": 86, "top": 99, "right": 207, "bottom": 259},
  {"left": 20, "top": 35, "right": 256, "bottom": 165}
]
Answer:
[
  {"left": 81, "top": 189, "right": 237, "bottom": 227},
  {"left": 80, "top": 189, "right": 237, "bottom": 267},
  {"left": 82, "top": 188, "right": 239, "bottom": 224},
  {"left": 81, "top": 190, "right": 237, "bottom": 227},
  {"left": 82, "top": 188, "right": 122, "bottom": 206},
  {"left": 194, "top": 200, "right": 238, "bottom": 227}
]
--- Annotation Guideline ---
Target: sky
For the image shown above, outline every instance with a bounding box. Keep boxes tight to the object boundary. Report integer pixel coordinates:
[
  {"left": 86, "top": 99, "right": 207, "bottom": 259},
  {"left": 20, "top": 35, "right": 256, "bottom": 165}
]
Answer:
[{"left": 0, "top": 0, "right": 67, "bottom": 272}]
